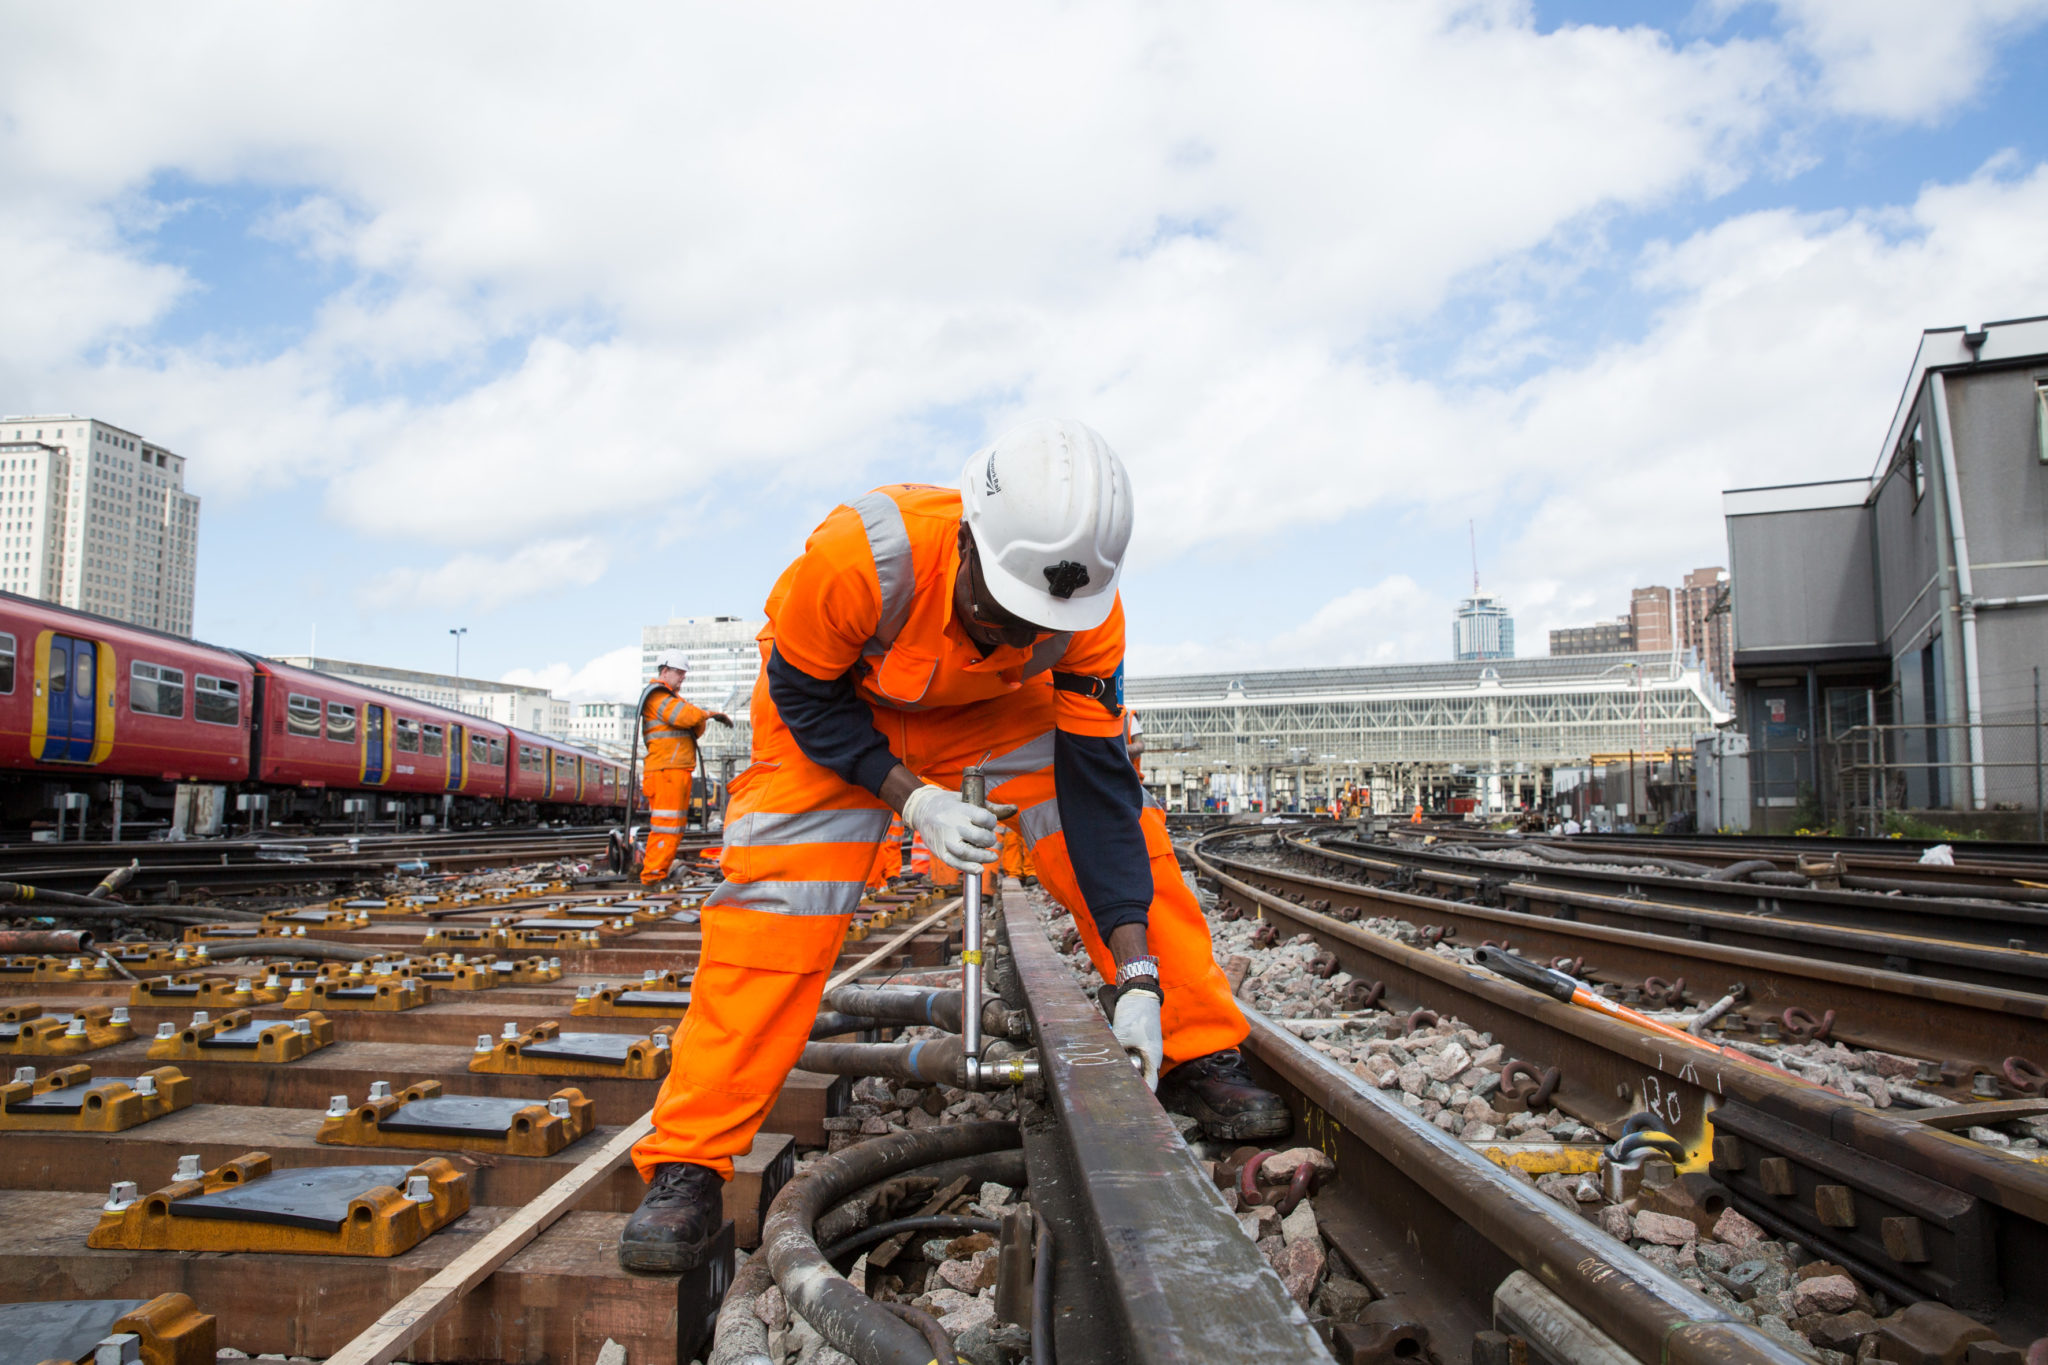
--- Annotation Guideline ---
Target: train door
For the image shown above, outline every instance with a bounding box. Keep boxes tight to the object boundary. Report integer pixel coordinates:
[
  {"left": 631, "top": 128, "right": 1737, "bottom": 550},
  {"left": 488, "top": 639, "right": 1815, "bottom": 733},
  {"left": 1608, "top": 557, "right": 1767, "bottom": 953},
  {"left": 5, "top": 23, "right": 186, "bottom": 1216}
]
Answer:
[
  {"left": 446, "top": 724, "right": 466, "bottom": 791},
  {"left": 42, "top": 635, "right": 98, "bottom": 762},
  {"left": 363, "top": 705, "right": 387, "bottom": 785},
  {"left": 543, "top": 749, "right": 558, "bottom": 800}
]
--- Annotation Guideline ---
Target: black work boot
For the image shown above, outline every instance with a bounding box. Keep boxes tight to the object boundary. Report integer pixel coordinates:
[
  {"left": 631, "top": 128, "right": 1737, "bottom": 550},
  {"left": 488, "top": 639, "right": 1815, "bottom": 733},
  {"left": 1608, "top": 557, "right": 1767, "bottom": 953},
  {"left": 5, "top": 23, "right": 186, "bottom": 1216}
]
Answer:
[
  {"left": 1157, "top": 1048, "right": 1292, "bottom": 1140},
  {"left": 618, "top": 1162, "right": 726, "bottom": 1273}
]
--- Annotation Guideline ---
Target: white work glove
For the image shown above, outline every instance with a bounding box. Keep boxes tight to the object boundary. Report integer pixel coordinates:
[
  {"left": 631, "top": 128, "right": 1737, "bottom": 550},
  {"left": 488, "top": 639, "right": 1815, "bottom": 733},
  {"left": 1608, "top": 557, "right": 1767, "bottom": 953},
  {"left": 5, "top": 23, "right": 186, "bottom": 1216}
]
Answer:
[
  {"left": 1112, "top": 984, "right": 1164, "bottom": 1091},
  {"left": 900, "top": 784, "right": 1015, "bottom": 874}
]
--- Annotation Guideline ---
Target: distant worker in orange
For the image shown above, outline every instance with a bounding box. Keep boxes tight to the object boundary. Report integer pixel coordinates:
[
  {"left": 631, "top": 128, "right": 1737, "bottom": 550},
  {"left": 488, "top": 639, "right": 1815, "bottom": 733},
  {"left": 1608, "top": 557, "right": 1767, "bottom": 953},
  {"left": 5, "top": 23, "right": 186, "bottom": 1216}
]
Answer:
[
  {"left": 636, "top": 651, "right": 731, "bottom": 886},
  {"left": 619, "top": 419, "right": 1287, "bottom": 1274}
]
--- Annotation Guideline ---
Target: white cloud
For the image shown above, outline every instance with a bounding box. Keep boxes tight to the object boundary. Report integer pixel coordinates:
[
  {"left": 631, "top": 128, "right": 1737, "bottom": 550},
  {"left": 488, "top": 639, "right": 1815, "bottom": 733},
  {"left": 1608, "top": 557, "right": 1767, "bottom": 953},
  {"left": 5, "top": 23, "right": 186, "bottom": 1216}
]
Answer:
[
  {"left": 1762, "top": 0, "right": 2048, "bottom": 122},
  {"left": 361, "top": 538, "right": 608, "bottom": 612},
  {"left": 1128, "top": 575, "right": 1447, "bottom": 676},
  {"left": 1, "top": 3, "right": 2046, "bottom": 671},
  {"left": 501, "top": 644, "right": 642, "bottom": 702}
]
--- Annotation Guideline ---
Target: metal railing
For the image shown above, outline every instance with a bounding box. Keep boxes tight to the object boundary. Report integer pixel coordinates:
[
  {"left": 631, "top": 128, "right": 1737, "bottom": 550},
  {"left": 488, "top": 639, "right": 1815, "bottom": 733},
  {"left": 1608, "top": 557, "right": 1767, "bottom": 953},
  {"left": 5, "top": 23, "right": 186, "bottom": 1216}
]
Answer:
[{"left": 1830, "top": 712, "right": 2048, "bottom": 837}]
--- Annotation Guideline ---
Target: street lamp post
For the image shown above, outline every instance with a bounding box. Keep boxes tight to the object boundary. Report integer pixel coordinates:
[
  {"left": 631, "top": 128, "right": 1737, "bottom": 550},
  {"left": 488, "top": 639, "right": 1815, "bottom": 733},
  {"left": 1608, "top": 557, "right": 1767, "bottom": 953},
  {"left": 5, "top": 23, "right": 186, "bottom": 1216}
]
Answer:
[{"left": 450, "top": 628, "right": 468, "bottom": 709}]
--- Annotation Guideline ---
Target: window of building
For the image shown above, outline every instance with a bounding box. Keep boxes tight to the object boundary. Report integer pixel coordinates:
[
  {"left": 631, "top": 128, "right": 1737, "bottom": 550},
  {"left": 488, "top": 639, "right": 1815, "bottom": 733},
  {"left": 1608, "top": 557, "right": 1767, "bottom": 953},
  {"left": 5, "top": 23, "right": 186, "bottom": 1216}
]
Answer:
[
  {"left": 421, "top": 723, "right": 445, "bottom": 757},
  {"left": 326, "top": 700, "right": 357, "bottom": 743},
  {"left": 1904, "top": 421, "right": 1925, "bottom": 506},
  {"left": 2036, "top": 379, "right": 2048, "bottom": 464},
  {"left": 196, "top": 675, "right": 239, "bottom": 726},
  {"left": 395, "top": 717, "right": 420, "bottom": 753},
  {"left": 130, "top": 661, "right": 185, "bottom": 718}
]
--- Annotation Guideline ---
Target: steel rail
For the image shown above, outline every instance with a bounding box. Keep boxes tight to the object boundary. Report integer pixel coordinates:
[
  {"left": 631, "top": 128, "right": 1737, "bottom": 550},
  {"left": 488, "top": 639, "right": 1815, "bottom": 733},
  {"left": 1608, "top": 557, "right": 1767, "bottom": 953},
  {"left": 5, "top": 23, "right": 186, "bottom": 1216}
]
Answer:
[
  {"left": 1191, "top": 834, "right": 2048, "bottom": 1339},
  {"left": 1238, "top": 1010, "right": 1806, "bottom": 1365},
  {"left": 1207, "top": 841, "right": 2048, "bottom": 1069},
  {"left": 994, "top": 886, "right": 1331, "bottom": 1363},
  {"left": 1300, "top": 835, "right": 2048, "bottom": 993},
  {"left": 1406, "top": 826, "right": 2048, "bottom": 890}
]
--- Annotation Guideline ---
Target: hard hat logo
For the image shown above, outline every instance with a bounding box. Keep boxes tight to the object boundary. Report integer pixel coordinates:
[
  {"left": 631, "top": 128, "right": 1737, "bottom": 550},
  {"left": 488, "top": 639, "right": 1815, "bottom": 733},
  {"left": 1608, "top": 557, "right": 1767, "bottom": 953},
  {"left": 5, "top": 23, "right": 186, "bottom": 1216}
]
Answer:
[
  {"left": 1043, "top": 561, "right": 1090, "bottom": 599},
  {"left": 983, "top": 455, "right": 1001, "bottom": 496}
]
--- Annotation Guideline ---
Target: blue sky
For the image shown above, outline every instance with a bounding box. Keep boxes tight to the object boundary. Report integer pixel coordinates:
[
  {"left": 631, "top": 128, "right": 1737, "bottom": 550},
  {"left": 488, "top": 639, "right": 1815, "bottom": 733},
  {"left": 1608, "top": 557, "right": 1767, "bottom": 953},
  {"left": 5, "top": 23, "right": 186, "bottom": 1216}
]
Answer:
[{"left": 3, "top": 1, "right": 2047, "bottom": 698}]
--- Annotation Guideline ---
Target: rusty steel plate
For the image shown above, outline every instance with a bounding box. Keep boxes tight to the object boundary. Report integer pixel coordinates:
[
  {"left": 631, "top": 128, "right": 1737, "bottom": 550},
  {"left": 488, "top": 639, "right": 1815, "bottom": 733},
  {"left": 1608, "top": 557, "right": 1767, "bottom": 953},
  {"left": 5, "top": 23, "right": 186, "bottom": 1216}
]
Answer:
[{"left": 171, "top": 1164, "right": 417, "bottom": 1232}]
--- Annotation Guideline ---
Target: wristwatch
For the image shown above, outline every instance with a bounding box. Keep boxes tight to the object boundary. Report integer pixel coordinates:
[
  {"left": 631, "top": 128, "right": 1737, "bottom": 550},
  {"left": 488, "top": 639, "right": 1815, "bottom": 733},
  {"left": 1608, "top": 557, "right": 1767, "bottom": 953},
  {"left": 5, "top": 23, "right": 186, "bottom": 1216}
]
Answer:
[{"left": 1114, "top": 957, "right": 1163, "bottom": 986}]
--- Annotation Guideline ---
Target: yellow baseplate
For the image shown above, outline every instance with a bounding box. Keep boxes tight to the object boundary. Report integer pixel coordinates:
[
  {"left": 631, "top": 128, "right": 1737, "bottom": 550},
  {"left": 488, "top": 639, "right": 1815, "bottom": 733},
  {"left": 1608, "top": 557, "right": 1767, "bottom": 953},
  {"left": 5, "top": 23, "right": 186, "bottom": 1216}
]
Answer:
[
  {"left": 422, "top": 926, "right": 508, "bottom": 950},
  {"left": 131, "top": 975, "right": 289, "bottom": 1008},
  {"left": 468, "top": 1020, "right": 672, "bottom": 1079},
  {"left": 570, "top": 983, "right": 692, "bottom": 1019},
  {"left": 317, "top": 1079, "right": 595, "bottom": 1155},
  {"left": 88, "top": 1151, "right": 468, "bottom": 1256},
  {"left": 0, "top": 1063, "right": 194, "bottom": 1131},
  {"left": 502, "top": 924, "right": 605, "bottom": 950},
  {"left": 145, "top": 1010, "right": 334, "bottom": 1063},
  {"left": 26, "top": 1291, "right": 217, "bottom": 1365},
  {"left": 413, "top": 958, "right": 500, "bottom": 991},
  {"left": 284, "top": 977, "right": 430, "bottom": 1012},
  {"left": 1, "top": 955, "right": 117, "bottom": 983},
  {"left": 5, "top": 1003, "right": 136, "bottom": 1055}
]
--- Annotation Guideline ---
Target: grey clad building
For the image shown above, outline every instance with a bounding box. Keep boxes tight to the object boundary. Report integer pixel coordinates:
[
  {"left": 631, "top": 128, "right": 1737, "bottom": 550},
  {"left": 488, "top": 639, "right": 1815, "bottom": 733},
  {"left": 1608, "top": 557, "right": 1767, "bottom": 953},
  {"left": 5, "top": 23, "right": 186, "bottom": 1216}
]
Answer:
[{"left": 1723, "top": 316, "right": 2048, "bottom": 834}]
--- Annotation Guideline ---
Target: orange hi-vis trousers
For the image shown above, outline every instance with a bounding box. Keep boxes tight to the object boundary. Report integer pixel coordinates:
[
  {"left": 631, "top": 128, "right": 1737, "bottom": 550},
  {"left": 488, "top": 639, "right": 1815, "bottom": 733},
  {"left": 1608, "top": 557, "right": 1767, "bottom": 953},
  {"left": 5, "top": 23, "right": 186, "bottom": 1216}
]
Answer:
[
  {"left": 641, "top": 768, "right": 689, "bottom": 885},
  {"left": 631, "top": 684, "right": 1248, "bottom": 1180}
]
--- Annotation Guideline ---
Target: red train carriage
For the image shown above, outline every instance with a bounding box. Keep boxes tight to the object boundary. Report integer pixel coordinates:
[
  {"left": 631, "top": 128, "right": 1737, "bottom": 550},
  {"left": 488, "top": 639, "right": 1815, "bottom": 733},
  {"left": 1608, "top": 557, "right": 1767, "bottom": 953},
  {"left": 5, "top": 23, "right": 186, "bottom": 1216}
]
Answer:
[
  {"left": 0, "top": 591, "right": 627, "bottom": 832},
  {"left": 0, "top": 592, "right": 253, "bottom": 826},
  {"left": 248, "top": 658, "right": 516, "bottom": 826}
]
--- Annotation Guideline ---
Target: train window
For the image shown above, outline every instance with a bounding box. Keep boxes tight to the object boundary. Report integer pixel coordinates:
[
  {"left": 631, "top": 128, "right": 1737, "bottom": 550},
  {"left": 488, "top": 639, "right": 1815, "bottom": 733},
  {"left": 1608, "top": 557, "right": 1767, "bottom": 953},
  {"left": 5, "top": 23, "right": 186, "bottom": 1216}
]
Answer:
[
  {"left": 520, "top": 744, "right": 541, "bottom": 772},
  {"left": 0, "top": 632, "right": 13, "bottom": 694},
  {"left": 491, "top": 738, "right": 506, "bottom": 766},
  {"left": 287, "top": 694, "right": 321, "bottom": 736},
  {"left": 327, "top": 701, "right": 357, "bottom": 743},
  {"left": 396, "top": 717, "right": 420, "bottom": 753},
  {"left": 421, "top": 723, "right": 444, "bottom": 757},
  {"left": 48, "top": 645, "right": 67, "bottom": 695},
  {"left": 468, "top": 733, "right": 486, "bottom": 764},
  {"left": 130, "top": 661, "right": 186, "bottom": 718},
  {"left": 196, "top": 676, "right": 240, "bottom": 727}
]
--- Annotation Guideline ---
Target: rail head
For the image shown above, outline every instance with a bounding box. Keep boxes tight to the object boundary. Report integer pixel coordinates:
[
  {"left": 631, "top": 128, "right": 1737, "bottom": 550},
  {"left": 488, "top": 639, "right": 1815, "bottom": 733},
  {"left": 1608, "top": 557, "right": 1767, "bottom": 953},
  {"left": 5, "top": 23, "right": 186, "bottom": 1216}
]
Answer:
[{"left": 998, "top": 886, "right": 1331, "bottom": 1364}]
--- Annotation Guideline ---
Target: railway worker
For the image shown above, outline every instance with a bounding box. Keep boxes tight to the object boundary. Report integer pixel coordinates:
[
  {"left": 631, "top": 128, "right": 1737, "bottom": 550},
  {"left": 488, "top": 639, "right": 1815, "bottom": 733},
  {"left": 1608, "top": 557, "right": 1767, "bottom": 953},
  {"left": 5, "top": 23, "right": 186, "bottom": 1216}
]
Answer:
[
  {"left": 637, "top": 651, "right": 732, "bottom": 886},
  {"left": 619, "top": 418, "right": 1289, "bottom": 1274}
]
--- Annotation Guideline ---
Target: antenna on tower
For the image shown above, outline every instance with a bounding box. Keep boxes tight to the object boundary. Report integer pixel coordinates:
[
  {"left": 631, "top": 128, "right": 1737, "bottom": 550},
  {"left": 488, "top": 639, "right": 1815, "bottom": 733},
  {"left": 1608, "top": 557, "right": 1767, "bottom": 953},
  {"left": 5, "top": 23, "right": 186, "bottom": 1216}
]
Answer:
[{"left": 1469, "top": 520, "right": 1479, "bottom": 595}]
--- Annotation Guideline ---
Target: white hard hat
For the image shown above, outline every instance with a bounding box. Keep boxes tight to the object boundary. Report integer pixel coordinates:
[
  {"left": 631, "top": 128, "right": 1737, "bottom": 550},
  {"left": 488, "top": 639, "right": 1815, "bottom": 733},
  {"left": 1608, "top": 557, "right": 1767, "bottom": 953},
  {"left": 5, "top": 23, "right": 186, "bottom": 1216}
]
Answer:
[
  {"left": 959, "top": 418, "right": 1133, "bottom": 632},
  {"left": 654, "top": 650, "right": 692, "bottom": 673}
]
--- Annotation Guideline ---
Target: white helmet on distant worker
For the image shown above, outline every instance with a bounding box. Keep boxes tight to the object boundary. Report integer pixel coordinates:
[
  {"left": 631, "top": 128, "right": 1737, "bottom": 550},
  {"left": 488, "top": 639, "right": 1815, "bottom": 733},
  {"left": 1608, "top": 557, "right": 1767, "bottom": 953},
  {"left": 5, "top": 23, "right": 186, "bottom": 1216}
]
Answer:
[
  {"left": 654, "top": 650, "right": 692, "bottom": 674},
  {"left": 958, "top": 418, "right": 1134, "bottom": 632}
]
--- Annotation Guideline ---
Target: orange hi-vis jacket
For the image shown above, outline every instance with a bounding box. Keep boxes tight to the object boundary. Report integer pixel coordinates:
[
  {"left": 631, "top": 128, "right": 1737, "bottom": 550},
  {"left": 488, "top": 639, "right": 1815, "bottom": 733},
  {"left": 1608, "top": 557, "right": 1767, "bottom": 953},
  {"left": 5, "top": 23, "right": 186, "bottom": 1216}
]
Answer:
[
  {"left": 764, "top": 484, "right": 1127, "bottom": 733},
  {"left": 641, "top": 684, "right": 710, "bottom": 774}
]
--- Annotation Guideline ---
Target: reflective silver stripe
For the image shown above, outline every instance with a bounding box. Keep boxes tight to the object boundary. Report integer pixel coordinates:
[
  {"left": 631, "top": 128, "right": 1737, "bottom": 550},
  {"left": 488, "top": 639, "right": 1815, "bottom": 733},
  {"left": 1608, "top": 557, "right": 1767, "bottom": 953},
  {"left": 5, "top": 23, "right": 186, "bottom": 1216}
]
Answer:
[
  {"left": 725, "top": 808, "right": 893, "bottom": 848},
  {"left": 1019, "top": 797, "right": 1063, "bottom": 847},
  {"left": 1022, "top": 633, "right": 1072, "bottom": 679},
  {"left": 704, "top": 878, "right": 867, "bottom": 917},
  {"left": 982, "top": 730, "right": 1055, "bottom": 785},
  {"left": 647, "top": 808, "right": 685, "bottom": 818},
  {"left": 850, "top": 491, "right": 915, "bottom": 656}
]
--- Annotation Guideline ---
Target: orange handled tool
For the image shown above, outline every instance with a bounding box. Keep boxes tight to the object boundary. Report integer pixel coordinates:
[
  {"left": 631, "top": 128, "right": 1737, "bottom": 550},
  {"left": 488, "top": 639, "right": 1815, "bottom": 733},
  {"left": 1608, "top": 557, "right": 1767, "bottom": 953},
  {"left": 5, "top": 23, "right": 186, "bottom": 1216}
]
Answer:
[{"left": 1473, "top": 947, "right": 1813, "bottom": 1087}]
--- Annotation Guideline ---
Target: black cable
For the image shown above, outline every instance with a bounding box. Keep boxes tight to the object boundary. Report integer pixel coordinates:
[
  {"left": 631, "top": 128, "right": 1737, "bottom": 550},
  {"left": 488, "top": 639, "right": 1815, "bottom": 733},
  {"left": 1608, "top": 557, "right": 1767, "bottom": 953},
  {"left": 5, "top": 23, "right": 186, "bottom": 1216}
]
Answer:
[
  {"left": 1032, "top": 1220, "right": 1054, "bottom": 1365},
  {"left": 820, "top": 1214, "right": 1001, "bottom": 1262}
]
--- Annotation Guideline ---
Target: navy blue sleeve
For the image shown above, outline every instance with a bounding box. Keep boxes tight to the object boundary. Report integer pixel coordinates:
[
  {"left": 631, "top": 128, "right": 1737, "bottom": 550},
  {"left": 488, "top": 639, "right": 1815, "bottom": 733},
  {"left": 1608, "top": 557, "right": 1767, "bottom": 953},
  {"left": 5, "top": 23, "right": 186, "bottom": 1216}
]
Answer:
[
  {"left": 1055, "top": 730, "right": 1152, "bottom": 935},
  {"left": 765, "top": 647, "right": 900, "bottom": 796}
]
